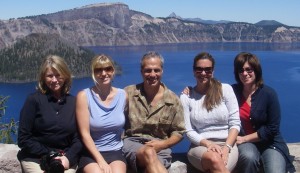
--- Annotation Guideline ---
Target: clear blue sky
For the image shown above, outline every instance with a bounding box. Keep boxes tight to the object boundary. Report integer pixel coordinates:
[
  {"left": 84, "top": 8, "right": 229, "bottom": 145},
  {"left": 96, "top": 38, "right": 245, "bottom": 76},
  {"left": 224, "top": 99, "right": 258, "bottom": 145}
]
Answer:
[{"left": 1, "top": 0, "right": 300, "bottom": 27}]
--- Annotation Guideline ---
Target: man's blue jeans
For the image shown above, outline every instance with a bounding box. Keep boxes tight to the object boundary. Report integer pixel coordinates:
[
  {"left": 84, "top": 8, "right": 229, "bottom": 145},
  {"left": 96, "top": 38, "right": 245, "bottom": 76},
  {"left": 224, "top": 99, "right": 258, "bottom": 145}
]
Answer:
[{"left": 236, "top": 142, "right": 286, "bottom": 173}]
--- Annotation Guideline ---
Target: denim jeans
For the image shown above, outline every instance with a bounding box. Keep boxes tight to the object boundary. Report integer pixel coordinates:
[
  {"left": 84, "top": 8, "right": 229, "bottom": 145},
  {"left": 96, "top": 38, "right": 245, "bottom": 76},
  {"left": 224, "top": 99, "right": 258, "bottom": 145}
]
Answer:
[{"left": 236, "top": 142, "right": 286, "bottom": 173}]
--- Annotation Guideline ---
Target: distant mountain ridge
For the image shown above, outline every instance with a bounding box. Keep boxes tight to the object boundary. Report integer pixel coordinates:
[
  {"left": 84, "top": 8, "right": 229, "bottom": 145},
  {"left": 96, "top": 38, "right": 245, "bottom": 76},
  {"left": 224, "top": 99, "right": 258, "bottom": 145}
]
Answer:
[
  {"left": 0, "top": 2, "right": 299, "bottom": 50},
  {"left": 168, "top": 12, "right": 233, "bottom": 24},
  {"left": 167, "top": 13, "right": 289, "bottom": 26},
  {"left": 255, "top": 20, "right": 284, "bottom": 26}
]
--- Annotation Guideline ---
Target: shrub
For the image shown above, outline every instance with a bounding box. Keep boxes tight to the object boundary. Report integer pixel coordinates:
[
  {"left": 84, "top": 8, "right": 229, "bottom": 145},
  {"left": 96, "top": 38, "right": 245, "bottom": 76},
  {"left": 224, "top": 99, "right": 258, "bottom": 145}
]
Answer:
[{"left": 0, "top": 95, "right": 18, "bottom": 144}]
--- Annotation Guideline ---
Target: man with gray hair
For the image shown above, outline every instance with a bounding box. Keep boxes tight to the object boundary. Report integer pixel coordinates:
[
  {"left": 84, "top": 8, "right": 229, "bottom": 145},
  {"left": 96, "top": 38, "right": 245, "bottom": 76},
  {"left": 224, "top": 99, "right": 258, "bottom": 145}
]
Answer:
[{"left": 123, "top": 51, "right": 185, "bottom": 173}]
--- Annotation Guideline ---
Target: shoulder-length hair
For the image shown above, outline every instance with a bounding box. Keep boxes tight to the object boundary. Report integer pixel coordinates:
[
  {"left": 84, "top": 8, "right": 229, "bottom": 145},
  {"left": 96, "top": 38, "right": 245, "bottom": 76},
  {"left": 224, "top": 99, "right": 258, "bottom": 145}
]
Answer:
[
  {"left": 91, "top": 54, "right": 115, "bottom": 84},
  {"left": 37, "top": 55, "right": 72, "bottom": 94},
  {"left": 234, "top": 52, "right": 263, "bottom": 87}
]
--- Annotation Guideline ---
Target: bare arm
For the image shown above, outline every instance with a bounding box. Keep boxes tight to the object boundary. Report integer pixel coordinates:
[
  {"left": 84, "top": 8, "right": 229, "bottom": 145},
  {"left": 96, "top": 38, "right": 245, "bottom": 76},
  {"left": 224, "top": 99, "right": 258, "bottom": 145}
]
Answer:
[
  {"left": 226, "top": 128, "right": 239, "bottom": 146},
  {"left": 145, "top": 134, "right": 182, "bottom": 152},
  {"left": 76, "top": 90, "right": 110, "bottom": 169},
  {"left": 237, "top": 132, "right": 260, "bottom": 144}
]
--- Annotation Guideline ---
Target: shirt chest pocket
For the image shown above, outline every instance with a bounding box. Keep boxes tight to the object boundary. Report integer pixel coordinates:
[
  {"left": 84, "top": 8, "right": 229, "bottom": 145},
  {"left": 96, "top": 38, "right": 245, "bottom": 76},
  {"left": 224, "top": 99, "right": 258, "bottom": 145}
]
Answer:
[{"left": 158, "top": 117, "right": 172, "bottom": 133}]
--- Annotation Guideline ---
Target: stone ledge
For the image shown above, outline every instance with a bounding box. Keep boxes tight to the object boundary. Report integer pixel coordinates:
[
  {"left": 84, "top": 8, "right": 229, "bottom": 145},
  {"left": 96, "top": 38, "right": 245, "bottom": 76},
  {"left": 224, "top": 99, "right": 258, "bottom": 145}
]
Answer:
[{"left": 1, "top": 143, "right": 299, "bottom": 173}]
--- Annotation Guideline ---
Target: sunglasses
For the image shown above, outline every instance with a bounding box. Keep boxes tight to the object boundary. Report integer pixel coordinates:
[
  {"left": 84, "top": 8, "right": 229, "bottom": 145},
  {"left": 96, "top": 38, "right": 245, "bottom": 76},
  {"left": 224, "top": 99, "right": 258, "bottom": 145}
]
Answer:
[
  {"left": 94, "top": 66, "right": 114, "bottom": 73},
  {"left": 193, "top": 67, "right": 213, "bottom": 74},
  {"left": 238, "top": 67, "right": 254, "bottom": 74}
]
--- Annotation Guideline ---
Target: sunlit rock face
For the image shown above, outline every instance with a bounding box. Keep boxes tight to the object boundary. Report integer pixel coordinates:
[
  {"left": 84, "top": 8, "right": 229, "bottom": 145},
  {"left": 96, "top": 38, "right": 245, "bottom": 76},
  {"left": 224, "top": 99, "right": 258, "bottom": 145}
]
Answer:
[
  {"left": 1, "top": 2, "right": 300, "bottom": 50},
  {"left": 0, "top": 143, "right": 299, "bottom": 173}
]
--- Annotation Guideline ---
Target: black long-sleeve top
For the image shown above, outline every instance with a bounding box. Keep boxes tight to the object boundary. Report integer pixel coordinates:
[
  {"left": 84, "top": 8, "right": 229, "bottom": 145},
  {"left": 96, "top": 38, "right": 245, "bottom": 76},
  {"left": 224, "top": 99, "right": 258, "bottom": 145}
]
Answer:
[
  {"left": 232, "top": 84, "right": 295, "bottom": 172},
  {"left": 17, "top": 91, "right": 82, "bottom": 167}
]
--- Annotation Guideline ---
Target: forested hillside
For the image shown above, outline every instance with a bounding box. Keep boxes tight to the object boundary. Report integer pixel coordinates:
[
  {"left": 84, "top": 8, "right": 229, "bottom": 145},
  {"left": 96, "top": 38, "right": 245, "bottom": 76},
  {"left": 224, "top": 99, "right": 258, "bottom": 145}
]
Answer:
[{"left": 0, "top": 33, "right": 120, "bottom": 83}]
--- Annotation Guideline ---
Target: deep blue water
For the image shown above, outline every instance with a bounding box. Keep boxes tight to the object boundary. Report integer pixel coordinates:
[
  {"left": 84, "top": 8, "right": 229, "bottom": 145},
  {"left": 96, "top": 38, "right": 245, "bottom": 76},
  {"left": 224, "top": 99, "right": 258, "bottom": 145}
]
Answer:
[{"left": 1, "top": 42, "right": 300, "bottom": 153}]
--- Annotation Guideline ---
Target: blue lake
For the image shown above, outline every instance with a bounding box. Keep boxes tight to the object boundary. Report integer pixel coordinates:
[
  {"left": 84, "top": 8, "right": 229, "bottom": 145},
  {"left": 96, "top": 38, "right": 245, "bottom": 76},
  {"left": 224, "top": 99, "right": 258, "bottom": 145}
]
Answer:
[{"left": 1, "top": 42, "right": 300, "bottom": 153}]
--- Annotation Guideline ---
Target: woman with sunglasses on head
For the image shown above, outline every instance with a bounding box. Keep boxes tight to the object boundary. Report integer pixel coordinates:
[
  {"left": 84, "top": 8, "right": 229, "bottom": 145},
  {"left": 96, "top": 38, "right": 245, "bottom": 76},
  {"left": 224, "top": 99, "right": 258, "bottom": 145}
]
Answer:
[
  {"left": 180, "top": 52, "right": 241, "bottom": 173},
  {"left": 232, "top": 52, "right": 295, "bottom": 173},
  {"left": 76, "top": 54, "right": 127, "bottom": 173}
]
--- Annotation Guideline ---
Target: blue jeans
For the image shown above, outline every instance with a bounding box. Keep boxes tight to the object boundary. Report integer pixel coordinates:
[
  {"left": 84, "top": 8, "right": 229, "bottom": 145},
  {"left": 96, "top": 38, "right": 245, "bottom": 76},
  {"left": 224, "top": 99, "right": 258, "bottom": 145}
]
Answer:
[{"left": 236, "top": 143, "right": 286, "bottom": 173}]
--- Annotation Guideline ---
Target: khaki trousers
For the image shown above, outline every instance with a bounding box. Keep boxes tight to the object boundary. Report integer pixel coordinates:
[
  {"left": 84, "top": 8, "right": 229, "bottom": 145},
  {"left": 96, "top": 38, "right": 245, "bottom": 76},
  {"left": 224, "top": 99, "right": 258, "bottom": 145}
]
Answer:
[{"left": 20, "top": 157, "right": 77, "bottom": 173}]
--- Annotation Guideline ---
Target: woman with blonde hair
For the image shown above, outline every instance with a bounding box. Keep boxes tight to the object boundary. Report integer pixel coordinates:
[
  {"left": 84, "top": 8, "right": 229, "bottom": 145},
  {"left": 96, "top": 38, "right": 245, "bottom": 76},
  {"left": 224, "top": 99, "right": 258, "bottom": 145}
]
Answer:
[
  {"left": 76, "top": 54, "right": 127, "bottom": 173},
  {"left": 18, "top": 55, "right": 82, "bottom": 173}
]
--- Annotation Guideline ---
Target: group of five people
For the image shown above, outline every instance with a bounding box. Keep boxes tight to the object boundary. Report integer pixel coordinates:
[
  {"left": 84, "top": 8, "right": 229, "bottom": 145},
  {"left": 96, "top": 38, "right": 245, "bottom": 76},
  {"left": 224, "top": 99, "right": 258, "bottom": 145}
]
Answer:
[{"left": 17, "top": 51, "right": 294, "bottom": 173}]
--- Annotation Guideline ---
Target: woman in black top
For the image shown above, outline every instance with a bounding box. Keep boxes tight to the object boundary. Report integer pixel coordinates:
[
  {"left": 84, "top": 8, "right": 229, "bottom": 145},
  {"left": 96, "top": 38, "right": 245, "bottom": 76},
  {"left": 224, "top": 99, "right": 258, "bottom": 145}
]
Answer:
[
  {"left": 232, "top": 52, "right": 295, "bottom": 173},
  {"left": 18, "top": 55, "right": 82, "bottom": 173}
]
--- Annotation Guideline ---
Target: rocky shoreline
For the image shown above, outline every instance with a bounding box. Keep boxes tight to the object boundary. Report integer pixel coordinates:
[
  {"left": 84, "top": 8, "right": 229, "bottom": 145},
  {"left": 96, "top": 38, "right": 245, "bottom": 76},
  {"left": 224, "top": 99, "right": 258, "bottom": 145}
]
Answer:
[{"left": 1, "top": 143, "right": 299, "bottom": 173}]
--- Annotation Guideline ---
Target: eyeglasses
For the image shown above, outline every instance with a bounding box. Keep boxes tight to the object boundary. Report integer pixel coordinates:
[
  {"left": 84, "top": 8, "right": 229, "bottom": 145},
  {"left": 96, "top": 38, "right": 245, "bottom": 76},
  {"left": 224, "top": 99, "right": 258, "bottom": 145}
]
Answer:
[
  {"left": 193, "top": 67, "right": 213, "bottom": 74},
  {"left": 238, "top": 67, "right": 254, "bottom": 74},
  {"left": 94, "top": 66, "right": 114, "bottom": 73}
]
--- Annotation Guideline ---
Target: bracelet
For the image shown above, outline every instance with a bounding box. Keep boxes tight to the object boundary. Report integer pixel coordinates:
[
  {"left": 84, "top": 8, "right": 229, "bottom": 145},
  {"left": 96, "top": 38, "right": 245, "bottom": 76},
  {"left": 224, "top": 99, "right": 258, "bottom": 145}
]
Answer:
[
  {"left": 225, "top": 143, "right": 233, "bottom": 153},
  {"left": 206, "top": 142, "right": 212, "bottom": 147}
]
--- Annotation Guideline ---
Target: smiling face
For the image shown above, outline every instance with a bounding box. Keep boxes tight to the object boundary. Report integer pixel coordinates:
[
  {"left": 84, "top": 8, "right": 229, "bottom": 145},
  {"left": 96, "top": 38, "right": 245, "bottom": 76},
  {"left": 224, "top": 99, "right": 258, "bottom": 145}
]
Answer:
[
  {"left": 234, "top": 52, "right": 263, "bottom": 87},
  {"left": 91, "top": 54, "right": 115, "bottom": 86},
  {"left": 193, "top": 59, "right": 213, "bottom": 85},
  {"left": 44, "top": 67, "right": 65, "bottom": 95},
  {"left": 141, "top": 57, "right": 163, "bottom": 87},
  {"left": 238, "top": 61, "right": 256, "bottom": 87},
  {"left": 93, "top": 65, "right": 114, "bottom": 85}
]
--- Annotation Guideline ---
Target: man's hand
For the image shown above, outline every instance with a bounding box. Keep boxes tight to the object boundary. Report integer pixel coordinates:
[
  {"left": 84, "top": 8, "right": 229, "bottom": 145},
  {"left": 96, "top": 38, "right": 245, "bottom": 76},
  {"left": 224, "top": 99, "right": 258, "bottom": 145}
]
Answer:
[{"left": 144, "top": 139, "right": 166, "bottom": 152}]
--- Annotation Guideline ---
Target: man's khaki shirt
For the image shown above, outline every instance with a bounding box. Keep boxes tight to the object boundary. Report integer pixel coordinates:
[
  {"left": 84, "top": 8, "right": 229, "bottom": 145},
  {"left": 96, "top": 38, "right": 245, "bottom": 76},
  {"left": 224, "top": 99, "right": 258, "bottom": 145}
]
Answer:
[{"left": 124, "top": 83, "right": 185, "bottom": 139}]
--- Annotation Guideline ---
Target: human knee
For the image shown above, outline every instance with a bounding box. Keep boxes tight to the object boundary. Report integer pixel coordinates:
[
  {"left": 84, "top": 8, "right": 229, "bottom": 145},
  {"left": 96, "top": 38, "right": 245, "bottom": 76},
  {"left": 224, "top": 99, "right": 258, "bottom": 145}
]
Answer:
[
  {"left": 82, "top": 163, "right": 101, "bottom": 173},
  {"left": 137, "top": 147, "right": 157, "bottom": 162},
  {"left": 261, "top": 149, "right": 286, "bottom": 173},
  {"left": 239, "top": 149, "right": 258, "bottom": 162},
  {"left": 143, "top": 147, "right": 157, "bottom": 158},
  {"left": 205, "top": 152, "right": 223, "bottom": 166}
]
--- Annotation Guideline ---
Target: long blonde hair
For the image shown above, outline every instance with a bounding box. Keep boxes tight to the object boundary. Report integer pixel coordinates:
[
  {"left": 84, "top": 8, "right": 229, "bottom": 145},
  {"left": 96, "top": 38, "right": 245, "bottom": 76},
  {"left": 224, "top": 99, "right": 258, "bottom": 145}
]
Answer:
[{"left": 193, "top": 52, "right": 222, "bottom": 111}]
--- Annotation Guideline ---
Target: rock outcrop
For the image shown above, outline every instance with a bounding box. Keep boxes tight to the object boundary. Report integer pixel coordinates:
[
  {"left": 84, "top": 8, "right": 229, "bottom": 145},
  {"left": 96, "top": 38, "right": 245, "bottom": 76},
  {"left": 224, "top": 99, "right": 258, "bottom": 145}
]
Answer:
[
  {"left": 1, "top": 143, "right": 299, "bottom": 173},
  {"left": 0, "top": 144, "right": 21, "bottom": 173},
  {"left": 0, "top": 3, "right": 300, "bottom": 49}
]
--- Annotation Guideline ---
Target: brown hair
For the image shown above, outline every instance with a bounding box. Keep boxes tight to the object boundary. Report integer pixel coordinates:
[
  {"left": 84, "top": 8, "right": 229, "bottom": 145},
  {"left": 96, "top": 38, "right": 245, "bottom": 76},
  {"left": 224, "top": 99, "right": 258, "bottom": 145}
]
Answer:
[
  {"left": 194, "top": 52, "right": 222, "bottom": 111},
  {"left": 37, "top": 55, "right": 72, "bottom": 94},
  {"left": 234, "top": 52, "right": 263, "bottom": 87}
]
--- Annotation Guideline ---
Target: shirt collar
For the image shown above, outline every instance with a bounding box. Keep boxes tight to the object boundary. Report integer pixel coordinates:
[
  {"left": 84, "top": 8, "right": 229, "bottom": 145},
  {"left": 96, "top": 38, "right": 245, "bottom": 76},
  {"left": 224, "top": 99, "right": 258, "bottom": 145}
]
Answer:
[
  {"left": 46, "top": 92, "right": 67, "bottom": 104},
  {"left": 134, "top": 82, "right": 175, "bottom": 105}
]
